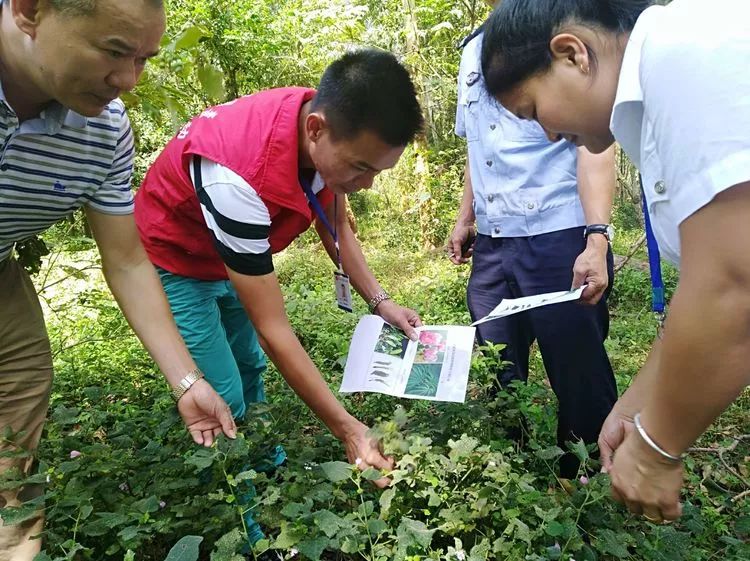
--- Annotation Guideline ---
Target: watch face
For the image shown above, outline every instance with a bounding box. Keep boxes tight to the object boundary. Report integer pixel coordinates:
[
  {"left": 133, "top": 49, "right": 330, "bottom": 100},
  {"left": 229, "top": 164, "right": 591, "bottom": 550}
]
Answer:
[{"left": 606, "top": 225, "right": 615, "bottom": 242}]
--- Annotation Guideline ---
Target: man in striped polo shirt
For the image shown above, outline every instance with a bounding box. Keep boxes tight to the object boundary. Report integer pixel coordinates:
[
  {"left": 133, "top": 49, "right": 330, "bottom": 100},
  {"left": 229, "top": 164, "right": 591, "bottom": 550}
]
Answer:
[{"left": 0, "top": 2, "right": 236, "bottom": 558}]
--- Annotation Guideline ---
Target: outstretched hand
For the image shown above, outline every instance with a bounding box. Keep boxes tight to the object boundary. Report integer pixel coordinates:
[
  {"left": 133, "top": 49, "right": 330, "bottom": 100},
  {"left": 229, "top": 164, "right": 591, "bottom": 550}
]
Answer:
[
  {"left": 342, "top": 420, "right": 394, "bottom": 489},
  {"left": 177, "top": 378, "right": 237, "bottom": 446}
]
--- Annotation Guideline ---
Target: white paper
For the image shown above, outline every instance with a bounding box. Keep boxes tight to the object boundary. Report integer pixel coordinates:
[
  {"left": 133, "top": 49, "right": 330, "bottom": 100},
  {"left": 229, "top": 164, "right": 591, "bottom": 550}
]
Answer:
[
  {"left": 472, "top": 285, "right": 586, "bottom": 326},
  {"left": 340, "top": 315, "right": 475, "bottom": 403}
]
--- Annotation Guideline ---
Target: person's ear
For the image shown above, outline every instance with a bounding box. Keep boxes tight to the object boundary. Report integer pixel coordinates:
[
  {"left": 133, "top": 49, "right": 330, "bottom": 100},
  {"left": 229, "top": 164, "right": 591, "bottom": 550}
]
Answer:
[
  {"left": 11, "top": 0, "right": 46, "bottom": 39},
  {"left": 549, "top": 33, "right": 592, "bottom": 75},
  {"left": 306, "top": 112, "right": 327, "bottom": 144}
]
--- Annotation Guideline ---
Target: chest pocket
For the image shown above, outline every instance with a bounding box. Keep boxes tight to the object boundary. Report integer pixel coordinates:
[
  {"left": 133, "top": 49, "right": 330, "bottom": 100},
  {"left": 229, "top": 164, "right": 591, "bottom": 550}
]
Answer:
[
  {"left": 459, "top": 77, "right": 482, "bottom": 142},
  {"left": 460, "top": 73, "right": 547, "bottom": 144}
]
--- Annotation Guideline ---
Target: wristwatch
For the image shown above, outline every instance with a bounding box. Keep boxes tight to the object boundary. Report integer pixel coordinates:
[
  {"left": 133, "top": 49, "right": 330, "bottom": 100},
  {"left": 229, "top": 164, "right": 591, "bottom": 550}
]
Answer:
[
  {"left": 584, "top": 224, "right": 614, "bottom": 242},
  {"left": 171, "top": 368, "right": 205, "bottom": 402}
]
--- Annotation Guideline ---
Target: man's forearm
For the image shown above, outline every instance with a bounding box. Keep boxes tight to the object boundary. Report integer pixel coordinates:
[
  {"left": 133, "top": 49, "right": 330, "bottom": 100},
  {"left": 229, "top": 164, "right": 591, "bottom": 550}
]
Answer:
[
  {"left": 101, "top": 253, "right": 195, "bottom": 387},
  {"left": 577, "top": 145, "right": 615, "bottom": 225},
  {"left": 457, "top": 164, "right": 476, "bottom": 225},
  {"left": 255, "top": 320, "right": 358, "bottom": 439}
]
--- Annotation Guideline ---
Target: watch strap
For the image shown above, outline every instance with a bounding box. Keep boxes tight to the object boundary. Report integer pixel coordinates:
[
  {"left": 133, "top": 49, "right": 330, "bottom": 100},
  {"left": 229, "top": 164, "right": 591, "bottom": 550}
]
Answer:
[
  {"left": 367, "top": 290, "right": 391, "bottom": 313},
  {"left": 171, "top": 368, "right": 205, "bottom": 402},
  {"left": 584, "top": 223, "right": 611, "bottom": 240}
]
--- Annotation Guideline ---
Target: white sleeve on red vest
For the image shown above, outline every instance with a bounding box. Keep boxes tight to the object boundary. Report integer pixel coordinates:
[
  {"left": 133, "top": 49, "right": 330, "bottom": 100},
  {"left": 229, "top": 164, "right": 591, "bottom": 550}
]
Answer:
[{"left": 190, "top": 156, "right": 274, "bottom": 276}]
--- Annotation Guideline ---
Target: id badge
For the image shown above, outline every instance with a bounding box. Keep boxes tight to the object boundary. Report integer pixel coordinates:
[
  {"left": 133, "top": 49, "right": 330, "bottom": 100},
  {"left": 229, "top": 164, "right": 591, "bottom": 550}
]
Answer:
[{"left": 334, "top": 271, "right": 353, "bottom": 312}]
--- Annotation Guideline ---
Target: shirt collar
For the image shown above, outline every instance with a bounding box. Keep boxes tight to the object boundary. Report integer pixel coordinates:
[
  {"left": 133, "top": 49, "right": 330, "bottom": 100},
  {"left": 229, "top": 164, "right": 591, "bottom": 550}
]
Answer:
[
  {"left": 0, "top": 75, "right": 88, "bottom": 134},
  {"left": 610, "top": 5, "right": 664, "bottom": 165}
]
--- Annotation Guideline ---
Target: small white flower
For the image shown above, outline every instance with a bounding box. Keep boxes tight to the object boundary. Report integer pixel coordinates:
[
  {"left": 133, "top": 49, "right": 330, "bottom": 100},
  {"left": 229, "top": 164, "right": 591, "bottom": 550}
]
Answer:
[
  {"left": 455, "top": 550, "right": 466, "bottom": 561},
  {"left": 46, "top": 474, "right": 51, "bottom": 483},
  {"left": 289, "top": 548, "right": 298, "bottom": 558},
  {"left": 488, "top": 461, "right": 496, "bottom": 467},
  {"left": 159, "top": 501, "right": 167, "bottom": 509},
  {"left": 355, "top": 458, "right": 363, "bottom": 466},
  {"left": 69, "top": 450, "right": 81, "bottom": 459},
  {"left": 119, "top": 482, "right": 130, "bottom": 492}
]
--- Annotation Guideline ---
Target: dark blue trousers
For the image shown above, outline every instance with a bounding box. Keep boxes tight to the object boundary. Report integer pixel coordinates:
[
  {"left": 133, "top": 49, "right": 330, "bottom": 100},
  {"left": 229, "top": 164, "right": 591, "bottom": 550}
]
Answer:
[{"left": 467, "top": 227, "right": 617, "bottom": 477}]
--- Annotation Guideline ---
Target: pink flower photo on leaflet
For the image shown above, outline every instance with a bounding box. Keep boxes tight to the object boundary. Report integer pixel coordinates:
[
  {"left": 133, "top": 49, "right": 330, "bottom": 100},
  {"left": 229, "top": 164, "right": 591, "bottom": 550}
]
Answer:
[
  {"left": 423, "top": 347, "right": 439, "bottom": 362},
  {"left": 419, "top": 331, "right": 442, "bottom": 345}
]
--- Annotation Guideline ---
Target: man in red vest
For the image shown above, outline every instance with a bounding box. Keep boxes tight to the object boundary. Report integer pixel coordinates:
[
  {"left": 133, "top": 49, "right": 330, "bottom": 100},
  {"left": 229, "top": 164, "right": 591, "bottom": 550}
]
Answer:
[{"left": 135, "top": 50, "right": 423, "bottom": 508}]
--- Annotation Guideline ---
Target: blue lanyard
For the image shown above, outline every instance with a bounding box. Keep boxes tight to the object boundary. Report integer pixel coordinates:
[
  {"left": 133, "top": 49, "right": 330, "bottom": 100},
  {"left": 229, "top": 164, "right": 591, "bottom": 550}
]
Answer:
[
  {"left": 299, "top": 173, "right": 342, "bottom": 270},
  {"left": 640, "top": 175, "right": 665, "bottom": 316}
]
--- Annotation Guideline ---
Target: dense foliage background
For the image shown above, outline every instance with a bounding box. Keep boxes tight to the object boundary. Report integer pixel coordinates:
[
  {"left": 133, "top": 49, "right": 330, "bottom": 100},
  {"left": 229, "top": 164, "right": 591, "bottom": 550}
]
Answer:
[{"left": 3, "top": 1, "right": 748, "bottom": 560}]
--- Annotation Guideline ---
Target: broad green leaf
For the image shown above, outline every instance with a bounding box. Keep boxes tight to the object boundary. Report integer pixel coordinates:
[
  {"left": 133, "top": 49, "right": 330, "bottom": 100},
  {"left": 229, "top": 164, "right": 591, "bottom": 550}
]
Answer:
[
  {"left": 197, "top": 64, "right": 226, "bottom": 101},
  {"left": 468, "top": 538, "right": 491, "bottom": 561},
  {"left": 118, "top": 525, "right": 142, "bottom": 543},
  {"left": 597, "top": 529, "right": 631, "bottom": 558},
  {"left": 273, "top": 525, "right": 303, "bottom": 549},
  {"left": 569, "top": 439, "right": 590, "bottom": 463},
  {"left": 360, "top": 467, "right": 383, "bottom": 481},
  {"left": 131, "top": 495, "right": 160, "bottom": 514},
  {"left": 396, "top": 517, "right": 434, "bottom": 550},
  {"left": 367, "top": 518, "right": 388, "bottom": 536},
  {"left": 448, "top": 435, "right": 478, "bottom": 461},
  {"left": 164, "top": 535, "right": 203, "bottom": 561},
  {"left": 313, "top": 509, "right": 345, "bottom": 538},
  {"left": 535, "top": 446, "right": 564, "bottom": 461},
  {"left": 95, "top": 512, "right": 130, "bottom": 529},
  {"left": 545, "top": 520, "right": 565, "bottom": 537},
  {"left": 184, "top": 447, "right": 218, "bottom": 472},
  {"left": 211, "top": 528, "right": 245, "bottom": 561},
  {"left": 281, "top": 500, "right": 312, "bottom": 518},
  {"left": 297, "top": 536, "right": 328, "bottom": 561},
  {"left": 51, "top": 405, "right": 80, "bottom": 426},
  {"left": 379, "top": 487, "right": 396, "bottom": 516},
  {"left": 234, "top": 470, "right": 257, "bottom": 484},
  {"left": 320, "top": 461, "right": 351, "bottom": 483},
  {"left": 0, "top": 503, "right": 41, "bottom": 526},
  {"left": 173, "top": 26, "right": 208, "bottom": 51}
]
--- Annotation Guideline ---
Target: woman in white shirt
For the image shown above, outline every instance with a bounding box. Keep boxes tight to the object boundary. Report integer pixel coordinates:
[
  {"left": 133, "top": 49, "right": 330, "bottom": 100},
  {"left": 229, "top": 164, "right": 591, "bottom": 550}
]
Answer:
[{"left": 479, "top": 0, "right": 750, "bottom": 523}]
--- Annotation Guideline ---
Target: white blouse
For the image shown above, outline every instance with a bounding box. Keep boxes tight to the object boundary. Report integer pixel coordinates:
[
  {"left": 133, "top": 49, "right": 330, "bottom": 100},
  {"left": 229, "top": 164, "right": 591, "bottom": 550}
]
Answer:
[{"left": 611, "top": 0, "right": 750, "bottom": 267}]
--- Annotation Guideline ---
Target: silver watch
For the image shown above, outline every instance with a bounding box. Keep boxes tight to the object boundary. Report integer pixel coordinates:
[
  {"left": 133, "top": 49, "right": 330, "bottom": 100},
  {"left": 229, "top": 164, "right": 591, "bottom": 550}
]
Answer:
[{"left": 171, "top": 368, "right": 205, "bottom": 402}]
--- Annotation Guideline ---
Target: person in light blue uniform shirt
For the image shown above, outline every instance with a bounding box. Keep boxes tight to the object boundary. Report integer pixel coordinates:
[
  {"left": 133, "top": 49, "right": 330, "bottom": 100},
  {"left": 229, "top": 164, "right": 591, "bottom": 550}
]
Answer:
[{"left": 448, "top": 15, "right": 618, "bottom": 479}]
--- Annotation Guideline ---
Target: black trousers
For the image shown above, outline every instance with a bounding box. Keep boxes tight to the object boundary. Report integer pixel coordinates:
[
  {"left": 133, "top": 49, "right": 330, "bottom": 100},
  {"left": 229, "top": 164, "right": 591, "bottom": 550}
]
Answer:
[{"left": 467, "top": 227, "right": 617, "bottom": 477}]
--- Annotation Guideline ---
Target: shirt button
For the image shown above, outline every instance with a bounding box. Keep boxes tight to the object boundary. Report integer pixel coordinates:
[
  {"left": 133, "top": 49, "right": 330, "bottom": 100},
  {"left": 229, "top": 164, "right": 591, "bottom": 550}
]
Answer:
[
  {"left": 654, "top": 180, "right": 666, "bottom": 194},
  {"left": 493, "top": 227, "right": 501, "bottom": 235},
  {"left": 527, "top": 202, "right": 535, "bottom": 210},
  {"left": 487, "top": 194, "right": 494, "bottom": 203},
  {"left": 485, "top": 160, "right": 493, "bottom": 167},
  {"left": 490, "top": 124, "right": 496, "bottom": 130},
  {"left": 0, "top": 164, "right": 8, "bottom": 172}
]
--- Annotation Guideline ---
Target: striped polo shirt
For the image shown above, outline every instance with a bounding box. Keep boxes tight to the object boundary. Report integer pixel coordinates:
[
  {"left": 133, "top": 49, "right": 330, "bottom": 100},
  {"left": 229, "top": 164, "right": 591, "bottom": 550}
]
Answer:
[{"left": 0, "top": 84, "right": 135, "bottom": 263}]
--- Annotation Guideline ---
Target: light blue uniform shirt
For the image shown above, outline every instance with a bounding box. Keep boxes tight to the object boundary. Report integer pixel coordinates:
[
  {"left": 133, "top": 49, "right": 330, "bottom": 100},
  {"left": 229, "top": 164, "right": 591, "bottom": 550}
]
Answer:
[{"left": 456, "top": 33, "right": 585, "bottom": 237}]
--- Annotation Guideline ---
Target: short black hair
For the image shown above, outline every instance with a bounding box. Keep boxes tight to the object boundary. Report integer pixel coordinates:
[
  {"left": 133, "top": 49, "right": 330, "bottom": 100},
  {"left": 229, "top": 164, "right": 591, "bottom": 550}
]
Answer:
[
  {"left": 311, "top": 49, "right": 423, "bottom": 147},
  {"left": 481, "top": 0, "right": 653, "bottom": 97}
]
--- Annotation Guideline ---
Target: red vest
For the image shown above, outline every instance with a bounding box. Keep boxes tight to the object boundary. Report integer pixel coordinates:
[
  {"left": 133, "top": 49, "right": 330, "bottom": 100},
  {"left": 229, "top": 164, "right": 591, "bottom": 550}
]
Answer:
[{"left": 134, "top": 87, "right": 333, "bottom": 280}]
